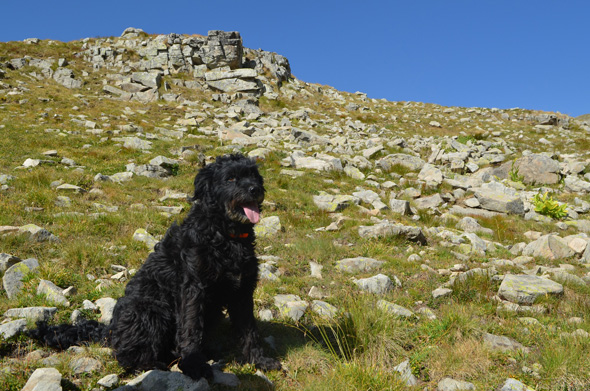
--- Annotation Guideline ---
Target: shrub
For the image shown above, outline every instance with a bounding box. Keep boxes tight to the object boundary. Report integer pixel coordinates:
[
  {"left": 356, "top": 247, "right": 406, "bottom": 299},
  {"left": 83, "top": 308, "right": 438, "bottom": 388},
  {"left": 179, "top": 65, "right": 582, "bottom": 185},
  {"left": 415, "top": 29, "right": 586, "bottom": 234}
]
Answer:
[{"left": 532, "top": 192, "right": 568, "bottom": 219}]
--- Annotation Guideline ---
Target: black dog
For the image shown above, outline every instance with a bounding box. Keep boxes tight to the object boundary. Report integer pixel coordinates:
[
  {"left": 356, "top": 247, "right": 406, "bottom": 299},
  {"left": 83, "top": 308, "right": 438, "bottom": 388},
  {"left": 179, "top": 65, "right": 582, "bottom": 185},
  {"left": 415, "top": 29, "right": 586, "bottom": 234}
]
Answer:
[{"left": 30, "top": 153, "right": 281, "bottom": 379}]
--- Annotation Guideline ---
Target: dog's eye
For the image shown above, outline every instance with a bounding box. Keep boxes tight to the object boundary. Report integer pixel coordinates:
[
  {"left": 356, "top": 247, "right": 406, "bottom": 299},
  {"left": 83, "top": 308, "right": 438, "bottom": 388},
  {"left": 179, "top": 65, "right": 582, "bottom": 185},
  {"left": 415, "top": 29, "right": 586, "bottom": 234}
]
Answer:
[{"left": 228, "top": 177, "right": 236, "bottom": 182}]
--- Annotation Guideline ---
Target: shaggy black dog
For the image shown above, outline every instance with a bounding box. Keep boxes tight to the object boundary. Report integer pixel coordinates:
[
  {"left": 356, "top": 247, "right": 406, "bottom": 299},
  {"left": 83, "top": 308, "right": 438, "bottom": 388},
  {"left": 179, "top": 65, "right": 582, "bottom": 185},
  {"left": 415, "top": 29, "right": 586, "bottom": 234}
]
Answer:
[{"left": 30, "top": 153, "right": 281, "bottom": 379}]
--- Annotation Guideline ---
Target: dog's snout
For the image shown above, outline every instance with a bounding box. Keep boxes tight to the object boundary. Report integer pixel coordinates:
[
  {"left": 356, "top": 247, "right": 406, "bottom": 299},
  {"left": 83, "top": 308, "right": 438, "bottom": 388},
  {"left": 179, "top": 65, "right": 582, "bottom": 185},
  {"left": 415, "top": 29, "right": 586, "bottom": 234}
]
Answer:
[{"left": 249, "top": 186, "right": 260, "bottom": 196}]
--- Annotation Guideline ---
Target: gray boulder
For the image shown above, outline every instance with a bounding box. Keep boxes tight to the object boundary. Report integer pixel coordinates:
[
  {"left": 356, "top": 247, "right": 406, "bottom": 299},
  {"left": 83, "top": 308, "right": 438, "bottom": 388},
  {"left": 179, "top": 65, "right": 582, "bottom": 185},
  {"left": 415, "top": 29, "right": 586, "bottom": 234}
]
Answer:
[
  {"left": 53, "top": 68, "right": 82, "bottom": 89},
  {"left": 353, "top": 274, "right": 397, "bottom": 294},
  {"left": 274, "top": 294, "right": 308, "bottom": 321},
  {"left": 0, "top": 253, "right": 21, "bottom": 275},
  {"left": 22, "top": 368, "right": 62, "bottom": 391},
  {"left": 37, "top": 280, "right": 69, "bottom": 306},
  {"left": 3, "top": 258, "right": 39, "bottom": 299},
  {"left": 376, "top": 154, "right": 425, "bottom": 172},
  {"left": 4, "top": 306, "right": 57, "bottom": 322},
  {"left": 522, "top": 234, "right": 575, "bottom": 260},
  {"left": 389, "top": 198, "right": 412, "bottom": 215},
  {"left": 122, "top": 137, "right": 152, "bottom": 150},
  {"left": 358, "top": 221, "right": 427, "bottom": 245},
  {"left": 493, "top": 154, "right": 560, "bottom": 185},
  {"left": 483, "top": 332, "right": 528, "bottom": 352},
  {"left": 457, "top": 216, "right": 494, "bottom": 235},
  {"left": 313, "top": 192, "right": 357, "bottom": 212},
  {"left": 254, "top": 216, "right": 281, "bottom": 238},
  {"left": 392, "top": 359, "right": 418, "bottom": 386},
  {"left": 131, "top": 71, "right": 162, "bottom": 89},
  {"left": 564, "top": 175, "right": 590, "bottom": 193},
  {"left": 418, "top": 163, "right": 443, "bottom": 185},
  {"left": 498, "top": 274, "right": 563, "bottom": 305},
  {"left": 310, "top": 300, "right": 338, "bottom": 319},
  {"left": 414, "top": 193, "right": 444, "bottom": 210},
  {"left": 70, "top": 357, "right": 102, "bottom": 375},
  {"left": 377, "top": 300, "right": 414, "bottom": 318},
  {"left": 336, "top": 257, "right": 384, "bottom": 273},
  {"left": 437, "top": 378, "right": 475, "bottom": 391},
  {"left": 0, "top": 319, "right": 27, "bottom": 339},
  {"left": 500, "top": 378, "right": 535, "bottom": 391},
  {"left": 474, "top": 182, "right": 524, "bottom": 215},
  {"left": 200, "top": 30, "right": 243, "bottom": 69}
]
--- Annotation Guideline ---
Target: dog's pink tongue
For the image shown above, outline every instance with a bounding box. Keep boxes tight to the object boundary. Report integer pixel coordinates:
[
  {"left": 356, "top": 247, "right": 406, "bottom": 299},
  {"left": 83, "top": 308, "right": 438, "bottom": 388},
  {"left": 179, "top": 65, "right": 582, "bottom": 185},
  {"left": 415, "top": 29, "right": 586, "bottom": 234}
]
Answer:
[{"left": 243, "top": 203, "right": 260, "bottom": 224}]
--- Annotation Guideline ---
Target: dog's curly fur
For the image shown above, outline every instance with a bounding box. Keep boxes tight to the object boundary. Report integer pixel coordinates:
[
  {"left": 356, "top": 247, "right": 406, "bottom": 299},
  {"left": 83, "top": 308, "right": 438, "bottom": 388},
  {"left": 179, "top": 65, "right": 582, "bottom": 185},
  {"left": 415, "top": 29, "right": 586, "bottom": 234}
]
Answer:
[{"left": 29, "top": 153, "right": 281, "bottom": 379}]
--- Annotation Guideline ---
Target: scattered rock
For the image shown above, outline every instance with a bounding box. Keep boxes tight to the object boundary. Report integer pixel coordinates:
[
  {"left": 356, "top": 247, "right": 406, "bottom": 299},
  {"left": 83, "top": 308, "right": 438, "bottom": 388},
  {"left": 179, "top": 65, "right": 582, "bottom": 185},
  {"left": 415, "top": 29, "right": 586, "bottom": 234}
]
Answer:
[
  {"left": 377, "top": 300, "right": 415, "bottom": 318},
  {"left": 392, "top": 359, "right": 418, "bottom": 386},
  {"left": 498, "top": 274, "right": 563, "bottom": 305},
  {"left": 22, "top": 367, "right": 62, "bottom": 391},
  {"left": 483, "top": 332, "right": 528, "bottom": 353},
  {"left": 95, "top": 297, "right": 117, "bottom": 324},
  {"left": 353, "top": 274, "right": 397, "bottom": 294},
  {"left": 358, "top": 221, "right": 427, "bottom": 245},
  {"left": 0, "top": 319, "right": 27, "bottom": 339},
  {"left": 3, "top": 258, "right": 40, "bottom": 299},
  {"left": 335, "top": 257, "right": 384, "bottom": 273},
  {"left": 70, "top": 356, "right": 102, "bottom": 375},
  {"left": 500, "top": 378, "right": 535, "bottom": 391},
  {"left": 37, "top": 279, "right": 70, "bottom": 306},
  {"left": 437, "top": 377, "right": 475, "bottom": 391},
  {"left": 274, "top": 294, "right": 308, "bottom": 321},
  {"left": 4, "top": 306, "right": 57, "bottom": 322},
  {"left": 254, "top": 216, "right": 282, "bottom": 238},
  {"left": 132, "top": 228, "right": 159, "bottom": 250}
]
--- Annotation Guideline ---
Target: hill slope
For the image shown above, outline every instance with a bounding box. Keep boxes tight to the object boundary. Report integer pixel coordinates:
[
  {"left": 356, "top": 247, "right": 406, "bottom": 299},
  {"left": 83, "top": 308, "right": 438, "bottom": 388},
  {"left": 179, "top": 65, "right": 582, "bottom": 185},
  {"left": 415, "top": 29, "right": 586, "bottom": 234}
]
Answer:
[{"left": 1, "top": 28, "right": 590, "bottom": 390}]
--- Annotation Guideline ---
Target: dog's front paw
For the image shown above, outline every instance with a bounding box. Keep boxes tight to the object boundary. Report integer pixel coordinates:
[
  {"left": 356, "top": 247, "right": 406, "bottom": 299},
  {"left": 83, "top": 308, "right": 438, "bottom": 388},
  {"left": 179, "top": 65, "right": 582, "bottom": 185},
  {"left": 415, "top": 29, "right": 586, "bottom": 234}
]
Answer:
[
  {"left": 254, "top": 356, "right": 282, "bottom": 371},
  {"left": 179, "top": 354, "right": 213, "bottom": 380},
  {"left": 181, "top": 362, "right": 213, "bottom": 380}
]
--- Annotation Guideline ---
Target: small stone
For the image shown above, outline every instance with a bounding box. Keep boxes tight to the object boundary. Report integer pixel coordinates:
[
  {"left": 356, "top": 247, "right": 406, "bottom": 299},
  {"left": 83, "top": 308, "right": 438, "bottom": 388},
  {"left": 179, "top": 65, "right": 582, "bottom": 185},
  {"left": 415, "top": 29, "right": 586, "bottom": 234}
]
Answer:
[
  {"left": 132, "top": 228, "right": 159, "bottom": 250},
  {"left": 4, "top": 306, "right": 57, "bottom": 322},
  {"left": 309, "top": 261, "right": 323, "bottom": 278},
  {"left": 97, "top": 374, "right": 120, "bottom": 388},
  {"left": 437, "top": 377, "right": 475, "bottom": 391},
  {"left": 432, "top": 287, "right": 453, "bottom": 299},
  {"left": 3, "top": 258, "right": 40, "bottom": 299},
  {"left": 500, "top": 378, "right": 535, "bottom": 391},
  {"left": 254, "top": 216, "right": 281, "bottom": 238},
  {"left": 377, "top": 300, "right": 414, "bottom": 318},
  {"left": 0, "top": 319, "right": 27, "bottom": 339},
  {"left": 56, "top": 183, "right": 86, "bottom": 193},
  {"left": 70, "top": 357, "right": 102, "bottom": 374},
  {"left": 353, "top": 274, "right": 397, "bottom": 294},
  {"left": 392, "top": 359, "right": 418, "bottom": 386},
  {"left": 95, "top": 297, "right": 117, "bottom": 324},
  {"left": 21, "top": 368, "right": 62, "bottom": 391},
  {"left": 37, "top": 279, "right": 69, "bottom": 306},
  {"left": 336, "top": 257, "right": 384, "bottom": 273},
  {"left": 310, "top": 300, "right": 338, "bottom": 319}
]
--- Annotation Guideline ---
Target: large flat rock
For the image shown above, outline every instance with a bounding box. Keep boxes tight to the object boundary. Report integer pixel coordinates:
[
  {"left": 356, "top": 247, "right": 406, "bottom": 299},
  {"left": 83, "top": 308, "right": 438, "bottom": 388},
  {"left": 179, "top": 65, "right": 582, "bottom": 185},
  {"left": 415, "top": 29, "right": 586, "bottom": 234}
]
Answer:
[{"left": 498, "top": 274, "right": 563, "bottom": 305}]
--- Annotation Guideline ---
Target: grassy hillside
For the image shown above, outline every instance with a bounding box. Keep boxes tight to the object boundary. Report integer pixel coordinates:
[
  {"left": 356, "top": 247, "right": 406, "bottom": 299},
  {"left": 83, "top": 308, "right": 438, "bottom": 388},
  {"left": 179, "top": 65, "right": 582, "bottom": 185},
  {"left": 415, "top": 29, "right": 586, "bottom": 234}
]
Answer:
[{"left": 1, "top": 33, "right": 590, "bottom": 391}]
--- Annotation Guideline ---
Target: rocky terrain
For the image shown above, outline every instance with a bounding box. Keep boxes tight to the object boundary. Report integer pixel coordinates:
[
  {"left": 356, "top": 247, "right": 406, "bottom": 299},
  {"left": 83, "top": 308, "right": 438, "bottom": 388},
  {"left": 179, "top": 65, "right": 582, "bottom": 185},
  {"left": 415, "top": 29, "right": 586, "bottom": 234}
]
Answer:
[{"left": 1, "top": 27, "right": 590, "bottom": 390}]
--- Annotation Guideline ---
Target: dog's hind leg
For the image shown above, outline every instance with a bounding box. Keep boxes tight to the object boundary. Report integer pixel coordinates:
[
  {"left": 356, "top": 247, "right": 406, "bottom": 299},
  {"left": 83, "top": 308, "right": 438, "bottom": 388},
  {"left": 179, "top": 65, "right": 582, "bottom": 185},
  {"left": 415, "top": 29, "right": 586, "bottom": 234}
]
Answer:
[{"left": 109, "top": 295, "right": 175, "bottom": 371}]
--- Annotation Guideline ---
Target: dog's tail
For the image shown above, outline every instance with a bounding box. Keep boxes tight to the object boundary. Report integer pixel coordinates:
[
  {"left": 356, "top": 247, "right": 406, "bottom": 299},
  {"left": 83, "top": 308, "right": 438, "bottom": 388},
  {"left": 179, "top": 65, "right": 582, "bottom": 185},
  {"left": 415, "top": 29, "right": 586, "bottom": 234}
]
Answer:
[{"left": 27, "top": 319, "right": 109, "bottom": 349}]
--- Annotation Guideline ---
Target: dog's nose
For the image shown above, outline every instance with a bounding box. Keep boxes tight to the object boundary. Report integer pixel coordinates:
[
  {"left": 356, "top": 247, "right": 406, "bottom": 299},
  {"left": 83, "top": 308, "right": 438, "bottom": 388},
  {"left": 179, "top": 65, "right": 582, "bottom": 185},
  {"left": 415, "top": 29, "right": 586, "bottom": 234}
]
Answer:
[{"left": 249, "top": 186, "right": 261, "bottom": 196}]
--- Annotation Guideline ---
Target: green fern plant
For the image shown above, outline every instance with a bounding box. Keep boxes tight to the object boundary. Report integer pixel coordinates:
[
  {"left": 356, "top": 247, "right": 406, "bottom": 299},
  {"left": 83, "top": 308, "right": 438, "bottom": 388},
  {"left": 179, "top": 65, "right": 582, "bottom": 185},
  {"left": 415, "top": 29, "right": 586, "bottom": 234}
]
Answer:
[{"left": 532, "top": 191, "right": 568, "bottom": 219}]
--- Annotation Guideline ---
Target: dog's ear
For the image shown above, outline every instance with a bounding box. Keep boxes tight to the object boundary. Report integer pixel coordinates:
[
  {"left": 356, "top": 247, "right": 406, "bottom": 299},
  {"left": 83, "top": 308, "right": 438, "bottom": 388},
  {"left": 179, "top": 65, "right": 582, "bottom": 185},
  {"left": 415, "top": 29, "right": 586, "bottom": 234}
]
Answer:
[{"left": 192, "top": 163, "right": 215, "bottom": 204}]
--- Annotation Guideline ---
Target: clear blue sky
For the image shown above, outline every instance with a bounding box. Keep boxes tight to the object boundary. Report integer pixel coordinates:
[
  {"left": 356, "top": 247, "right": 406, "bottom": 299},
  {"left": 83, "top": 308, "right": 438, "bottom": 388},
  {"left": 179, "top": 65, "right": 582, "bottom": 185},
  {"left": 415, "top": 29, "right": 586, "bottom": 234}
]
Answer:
[{"left": 2, "top": 1, "right": 588, "bottom": 117}]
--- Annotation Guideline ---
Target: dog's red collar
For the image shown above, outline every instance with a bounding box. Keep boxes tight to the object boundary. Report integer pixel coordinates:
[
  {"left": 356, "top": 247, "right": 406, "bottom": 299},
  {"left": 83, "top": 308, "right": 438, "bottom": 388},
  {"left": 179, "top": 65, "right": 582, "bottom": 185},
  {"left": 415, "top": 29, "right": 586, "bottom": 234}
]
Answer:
[{"left": 229, "top": 232, "right": 249, "bottom": 239}]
